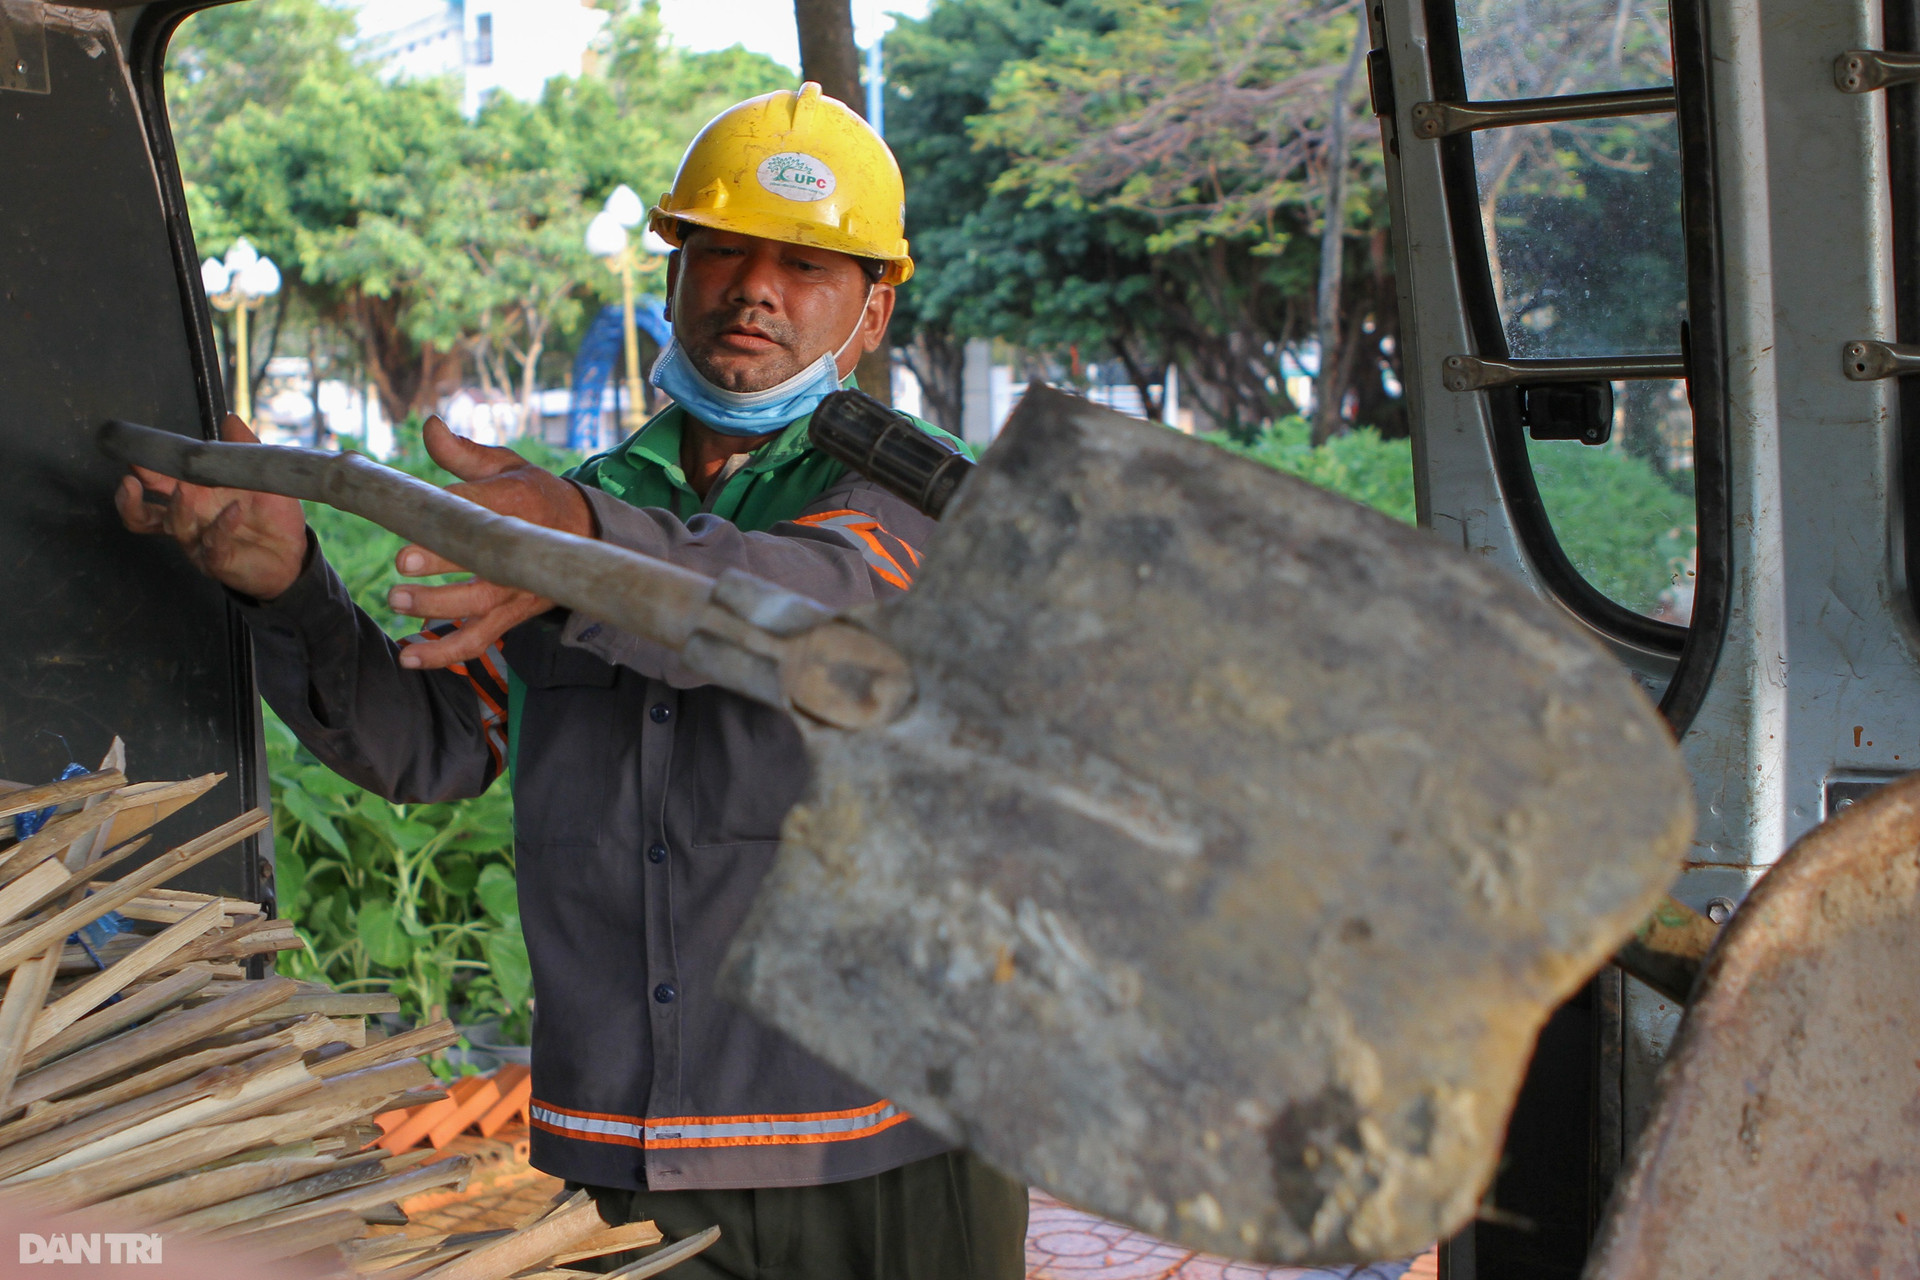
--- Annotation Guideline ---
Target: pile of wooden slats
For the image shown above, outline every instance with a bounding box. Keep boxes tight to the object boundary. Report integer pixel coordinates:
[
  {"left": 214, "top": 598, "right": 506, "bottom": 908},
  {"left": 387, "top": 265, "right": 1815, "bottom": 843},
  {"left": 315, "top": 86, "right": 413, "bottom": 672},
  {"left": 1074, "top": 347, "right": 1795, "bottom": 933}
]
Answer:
[{"left": 0, "top": 747, "right": 717, "bottom": 1278}]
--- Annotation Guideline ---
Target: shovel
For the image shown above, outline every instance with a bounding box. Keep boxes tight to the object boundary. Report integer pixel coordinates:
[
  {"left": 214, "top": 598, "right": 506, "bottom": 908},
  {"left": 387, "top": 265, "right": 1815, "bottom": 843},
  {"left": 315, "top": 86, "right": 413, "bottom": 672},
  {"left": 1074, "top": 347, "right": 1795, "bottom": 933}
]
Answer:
[
  {"left": 101, "top": 388, "right": 1691, "bottom": 1263},
  {"left": 1586, "top": 775, "right": 1920, "bottom": 1279}
]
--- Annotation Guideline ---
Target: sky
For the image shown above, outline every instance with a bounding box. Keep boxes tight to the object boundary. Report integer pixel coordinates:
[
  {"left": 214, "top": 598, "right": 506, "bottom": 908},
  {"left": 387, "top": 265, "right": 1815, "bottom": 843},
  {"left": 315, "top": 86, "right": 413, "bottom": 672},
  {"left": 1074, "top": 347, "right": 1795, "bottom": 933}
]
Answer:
[{"left": 655, "top": 0, "right": 930, "bottom": 70}]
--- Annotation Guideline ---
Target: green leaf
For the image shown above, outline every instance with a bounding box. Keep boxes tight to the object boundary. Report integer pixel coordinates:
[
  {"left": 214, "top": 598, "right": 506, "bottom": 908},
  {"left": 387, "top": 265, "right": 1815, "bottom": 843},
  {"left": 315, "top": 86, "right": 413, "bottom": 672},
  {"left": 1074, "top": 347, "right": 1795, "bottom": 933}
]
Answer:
[
  {"left": 436, "top": 858, "right": 479, "bottom": 897},
  {"left": 358, "top": 899, "right": 411, "bottom": 968},
  {"left": 485, "top": 930, "right": 533, "bottom": 1009},
  {"left": 277, "top": 787, "right": 349, "bottom": 857},
  {"left": 274, "top": 845, "right": 309, "bottom": 915},
  {"left": 475, "top": 863, "right": 519, "bottom": 925}
]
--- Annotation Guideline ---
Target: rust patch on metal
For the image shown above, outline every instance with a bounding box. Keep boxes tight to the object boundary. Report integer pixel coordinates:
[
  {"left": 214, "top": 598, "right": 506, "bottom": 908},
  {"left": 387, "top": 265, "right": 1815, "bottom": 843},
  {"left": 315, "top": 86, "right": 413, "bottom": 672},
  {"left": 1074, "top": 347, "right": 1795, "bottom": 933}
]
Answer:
[{"left": 1590, "top": 774, "right": 1920, "bottom": 1278}]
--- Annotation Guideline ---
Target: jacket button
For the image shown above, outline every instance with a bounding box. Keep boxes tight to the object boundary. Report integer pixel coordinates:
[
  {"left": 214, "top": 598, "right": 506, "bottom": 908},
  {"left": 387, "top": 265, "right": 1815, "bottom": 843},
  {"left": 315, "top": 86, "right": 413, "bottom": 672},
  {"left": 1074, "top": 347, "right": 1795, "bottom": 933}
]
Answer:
[
  {"left": 649, "top": 704, "right": 671, "bottom": 723},
  {"left": 647, "top": 842, "right": 668, "bottom": 864},
  {"left": 653, "top": 983, "right": 677, "bottom": 1004}
]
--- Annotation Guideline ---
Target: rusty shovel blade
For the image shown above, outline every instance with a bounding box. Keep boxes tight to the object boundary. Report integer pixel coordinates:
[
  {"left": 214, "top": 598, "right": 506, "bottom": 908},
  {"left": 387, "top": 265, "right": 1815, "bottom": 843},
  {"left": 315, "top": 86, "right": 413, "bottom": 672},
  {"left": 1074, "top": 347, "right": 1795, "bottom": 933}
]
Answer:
[
  {"left": 724, "top": 387, "right": 1692, "bottom": 1263},
  {"left": 1588, "top": 774, "right": 1920, "bottom": 1280}
]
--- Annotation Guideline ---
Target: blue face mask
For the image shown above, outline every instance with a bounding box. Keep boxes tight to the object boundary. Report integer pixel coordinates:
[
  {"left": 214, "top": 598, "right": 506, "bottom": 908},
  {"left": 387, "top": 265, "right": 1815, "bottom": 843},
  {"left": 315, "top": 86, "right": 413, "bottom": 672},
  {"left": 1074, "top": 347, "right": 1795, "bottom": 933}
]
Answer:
[{"left": 648, "top": 291, "right": 871, "bottom": 438}]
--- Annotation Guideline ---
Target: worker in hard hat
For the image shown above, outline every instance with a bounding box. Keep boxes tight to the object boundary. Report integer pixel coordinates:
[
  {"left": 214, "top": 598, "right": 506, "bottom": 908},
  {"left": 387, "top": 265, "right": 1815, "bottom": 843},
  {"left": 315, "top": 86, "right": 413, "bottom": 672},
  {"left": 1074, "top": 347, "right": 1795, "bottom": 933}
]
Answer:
[{"left": 116, "top": 84, "right": 1025, "bottom": 1279}]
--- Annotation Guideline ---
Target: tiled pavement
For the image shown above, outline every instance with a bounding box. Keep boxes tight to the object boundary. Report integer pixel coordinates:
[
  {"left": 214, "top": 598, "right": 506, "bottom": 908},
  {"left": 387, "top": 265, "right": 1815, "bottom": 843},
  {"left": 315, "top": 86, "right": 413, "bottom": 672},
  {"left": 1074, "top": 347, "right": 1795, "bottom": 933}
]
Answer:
[
  {"left": 1025, "top": 1192, "right": 1438, "bottom": 1280},
  {"left": 395, "top": 1149, "right": 1441, "bottom": 1280}
]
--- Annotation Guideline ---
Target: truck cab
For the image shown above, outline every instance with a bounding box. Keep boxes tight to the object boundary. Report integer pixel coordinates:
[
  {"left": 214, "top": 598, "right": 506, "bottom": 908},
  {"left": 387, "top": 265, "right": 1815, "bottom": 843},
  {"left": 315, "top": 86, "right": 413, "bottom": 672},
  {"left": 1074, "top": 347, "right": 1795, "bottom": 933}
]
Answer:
[{"left": 1373, "top": 0, "right": 1919, "bottom": 1270}]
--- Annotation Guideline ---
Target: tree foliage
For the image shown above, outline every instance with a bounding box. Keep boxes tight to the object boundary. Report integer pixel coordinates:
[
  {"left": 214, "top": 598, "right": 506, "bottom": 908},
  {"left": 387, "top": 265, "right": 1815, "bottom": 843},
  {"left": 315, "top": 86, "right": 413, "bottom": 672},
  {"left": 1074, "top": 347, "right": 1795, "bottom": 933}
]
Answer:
[
  {"left": 885, "top": 0, "right": 1399, "bottom": 439},
  {"left": 169, "top": 0, "right": 790, "bottom": 423}
]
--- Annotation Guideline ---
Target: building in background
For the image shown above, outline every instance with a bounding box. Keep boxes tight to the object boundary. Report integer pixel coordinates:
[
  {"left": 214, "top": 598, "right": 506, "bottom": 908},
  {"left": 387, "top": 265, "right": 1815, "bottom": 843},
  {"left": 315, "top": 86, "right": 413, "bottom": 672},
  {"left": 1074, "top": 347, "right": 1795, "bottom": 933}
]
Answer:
[{"left": 352, "top": 0, "right": 606, "bottom": 116}]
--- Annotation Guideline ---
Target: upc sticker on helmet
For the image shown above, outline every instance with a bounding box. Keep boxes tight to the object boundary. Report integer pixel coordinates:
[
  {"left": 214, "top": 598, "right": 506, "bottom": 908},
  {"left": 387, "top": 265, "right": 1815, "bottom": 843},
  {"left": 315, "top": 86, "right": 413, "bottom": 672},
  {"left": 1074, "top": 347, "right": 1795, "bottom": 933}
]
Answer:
[{"left": 758, "top": 153, "right": 837, "bottom": 203}]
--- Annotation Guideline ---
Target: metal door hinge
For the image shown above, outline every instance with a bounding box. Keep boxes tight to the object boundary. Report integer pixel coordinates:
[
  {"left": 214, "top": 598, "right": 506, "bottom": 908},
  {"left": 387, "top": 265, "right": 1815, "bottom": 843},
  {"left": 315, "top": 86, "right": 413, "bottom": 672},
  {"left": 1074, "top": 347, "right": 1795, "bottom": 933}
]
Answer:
[
  {"left": 0, "top": 0, "right": 48, "bottom": 96},
  {"left": 1842, "top": 339, "right": 1920, "bottom": 380},
  {"left": 1835, "top": 50, "right": 1920, "bottom": 93}
]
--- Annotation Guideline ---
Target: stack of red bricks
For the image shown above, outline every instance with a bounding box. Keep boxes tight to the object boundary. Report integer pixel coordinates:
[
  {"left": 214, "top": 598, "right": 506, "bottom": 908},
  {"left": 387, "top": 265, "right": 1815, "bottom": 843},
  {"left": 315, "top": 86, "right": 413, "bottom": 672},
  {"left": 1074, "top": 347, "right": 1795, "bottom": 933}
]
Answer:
[{"left": 374, "top": 1062, "right": 532, "bottom": 1156}]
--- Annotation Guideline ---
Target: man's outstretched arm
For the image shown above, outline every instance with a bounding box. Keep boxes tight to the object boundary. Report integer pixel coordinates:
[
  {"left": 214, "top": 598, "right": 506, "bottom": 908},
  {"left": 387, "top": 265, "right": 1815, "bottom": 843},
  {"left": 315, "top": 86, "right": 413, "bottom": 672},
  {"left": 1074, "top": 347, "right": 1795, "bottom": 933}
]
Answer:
[{"left": 116, "top": 415, "right": 498, "bottom": 803}]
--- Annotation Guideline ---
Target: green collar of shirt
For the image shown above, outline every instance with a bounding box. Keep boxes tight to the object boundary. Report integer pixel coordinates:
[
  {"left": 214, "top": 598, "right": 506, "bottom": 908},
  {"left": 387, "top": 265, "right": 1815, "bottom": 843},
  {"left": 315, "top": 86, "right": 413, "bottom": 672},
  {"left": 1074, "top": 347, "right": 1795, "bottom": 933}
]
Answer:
[
  {"left": 514, "top": 385, "right": 967, "bottom": 776},
  {"left": 568, "top": 378, "right": 970, "bottom": 533}
]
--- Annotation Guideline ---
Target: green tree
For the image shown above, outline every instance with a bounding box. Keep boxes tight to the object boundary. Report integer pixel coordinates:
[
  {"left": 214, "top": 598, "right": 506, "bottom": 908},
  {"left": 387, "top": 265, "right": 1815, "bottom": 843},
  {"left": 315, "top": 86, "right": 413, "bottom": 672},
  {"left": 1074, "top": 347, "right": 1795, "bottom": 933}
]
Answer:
[
  {"left": 169, "top": 0, "right": 792, "bottom": 424},
  {"left": 887, "top": 0, "right": 1400, "bottom": 439},
  {"left": 881, "top": 0, "right": 1118, "bottom": 431}
]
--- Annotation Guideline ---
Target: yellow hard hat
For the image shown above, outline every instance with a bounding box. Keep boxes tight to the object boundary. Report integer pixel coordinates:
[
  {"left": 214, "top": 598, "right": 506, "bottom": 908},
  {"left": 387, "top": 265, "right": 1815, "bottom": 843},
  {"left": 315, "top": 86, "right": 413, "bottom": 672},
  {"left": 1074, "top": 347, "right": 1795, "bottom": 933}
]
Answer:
[{"left": 649, "top": 81, "right": 913, "bottom": 285}]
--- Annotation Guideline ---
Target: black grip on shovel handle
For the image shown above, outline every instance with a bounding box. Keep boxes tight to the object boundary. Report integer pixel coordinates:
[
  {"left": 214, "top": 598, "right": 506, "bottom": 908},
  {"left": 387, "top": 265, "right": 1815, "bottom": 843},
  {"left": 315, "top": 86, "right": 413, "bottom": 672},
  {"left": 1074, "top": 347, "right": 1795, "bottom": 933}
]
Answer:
[{"left": 809, "top": 390, "right": 974, "bottom": 518}]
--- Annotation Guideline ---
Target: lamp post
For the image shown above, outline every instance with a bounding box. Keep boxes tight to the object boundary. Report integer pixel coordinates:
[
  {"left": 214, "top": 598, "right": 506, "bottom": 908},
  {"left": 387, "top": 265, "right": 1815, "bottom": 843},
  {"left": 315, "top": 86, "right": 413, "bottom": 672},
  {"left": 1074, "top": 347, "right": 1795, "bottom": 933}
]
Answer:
[
  {"left": 585, "top": 185, "right": 668, "bottom": 429},
  {"left": 201, "top": 238, "right": 282, "bottom": 423}
]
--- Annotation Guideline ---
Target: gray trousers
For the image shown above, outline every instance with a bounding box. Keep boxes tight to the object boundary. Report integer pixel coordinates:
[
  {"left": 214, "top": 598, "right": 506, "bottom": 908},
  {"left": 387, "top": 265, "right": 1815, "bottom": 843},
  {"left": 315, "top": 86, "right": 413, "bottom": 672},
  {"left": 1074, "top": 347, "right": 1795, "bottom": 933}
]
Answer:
[{"left": 576, "top": 1150, "right": 1028, "bottom": 1280}]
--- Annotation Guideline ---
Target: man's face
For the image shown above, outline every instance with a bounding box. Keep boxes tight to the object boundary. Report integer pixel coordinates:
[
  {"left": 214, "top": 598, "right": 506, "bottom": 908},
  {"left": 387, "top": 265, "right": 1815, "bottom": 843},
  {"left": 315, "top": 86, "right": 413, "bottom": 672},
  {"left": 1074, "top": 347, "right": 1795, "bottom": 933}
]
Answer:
[{"left": 665, "top": 228, "right": 894, "bottom": 393}]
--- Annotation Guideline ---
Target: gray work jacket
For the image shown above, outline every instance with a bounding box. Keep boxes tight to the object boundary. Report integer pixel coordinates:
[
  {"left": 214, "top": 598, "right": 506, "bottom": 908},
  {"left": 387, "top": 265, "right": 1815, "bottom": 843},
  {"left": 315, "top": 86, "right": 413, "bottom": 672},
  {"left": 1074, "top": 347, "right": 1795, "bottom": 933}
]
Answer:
[{"left": 238, "top": 426, "right": 953, "bottom": 1192}]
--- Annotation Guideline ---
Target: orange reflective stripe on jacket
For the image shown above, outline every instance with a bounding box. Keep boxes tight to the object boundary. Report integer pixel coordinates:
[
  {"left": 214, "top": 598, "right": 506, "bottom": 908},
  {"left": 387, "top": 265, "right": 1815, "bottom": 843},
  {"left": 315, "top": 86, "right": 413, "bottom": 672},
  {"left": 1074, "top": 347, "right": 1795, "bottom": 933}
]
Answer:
[
  {"left": 529, "top": 1097, "right": 912, "bottom": 1150},
  {"left": 791, "top": 509, "right": 919, "bottom": 589},
  {"left": 398, "top": 621, "right": 509, "bottom": 776}
]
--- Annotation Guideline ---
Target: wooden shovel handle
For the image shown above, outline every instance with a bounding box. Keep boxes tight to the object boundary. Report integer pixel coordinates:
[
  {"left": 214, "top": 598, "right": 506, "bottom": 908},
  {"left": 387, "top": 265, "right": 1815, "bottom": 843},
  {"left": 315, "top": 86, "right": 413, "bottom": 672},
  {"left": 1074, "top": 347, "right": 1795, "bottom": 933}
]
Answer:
[
  {"left": 100, "top": 420, "right": 724, "bottom": 659},
  {"left": 100, "top": 421, "right": 916, "bottom": 729}
]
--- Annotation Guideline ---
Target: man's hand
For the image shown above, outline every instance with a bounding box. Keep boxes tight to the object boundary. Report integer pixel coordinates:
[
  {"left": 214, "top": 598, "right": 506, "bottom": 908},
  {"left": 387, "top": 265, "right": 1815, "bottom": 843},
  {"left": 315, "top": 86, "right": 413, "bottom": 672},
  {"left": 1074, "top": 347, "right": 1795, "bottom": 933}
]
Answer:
[
  {"left": 114, "top": 414, "right": 308, "bottom": 601},
  {"left": 387, "top": 416, "right": 595, "bottom": 670}
]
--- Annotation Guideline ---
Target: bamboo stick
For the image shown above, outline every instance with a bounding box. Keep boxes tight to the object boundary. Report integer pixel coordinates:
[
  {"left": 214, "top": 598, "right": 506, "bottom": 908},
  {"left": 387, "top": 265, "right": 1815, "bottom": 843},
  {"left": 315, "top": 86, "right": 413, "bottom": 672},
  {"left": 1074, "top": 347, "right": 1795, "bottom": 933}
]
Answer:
[
  {"left": 13, "top": 1055, "right": 318, "bottom": 1181},
  {"left": 13, "top": 829, "right": 184, "bottom": 926},
  {"left": 0, "top": 1037, "right": 270, "bottom": 1152},
  {"left": 549, "top": 1220, "right": 665, "bottom": 1265},
  {"left": 269, "top": 1060, "right": 435, "bottom": 1120},
  {"left": 16, "top": 1087, "right": 396, "bottom": 1210},
  {"left": 23, "top": 966, "right": 213, "bottom": 1072},
  {"left": 9, "top": 973, "right": 295, "bottom": 1108},
  {"left": 100, "top": 773, "right": 225, "bottom": 848},
  {"left": 158, "top": 1152, "right": 388, "bottom": 1235},
  {"left": 195, "top": 1137, "right": 319, "bottom": 1171},
  {"left": 0, "top": 771, "right": 125, "bottom": 821},
  {"left": 313, "top": 1018, "right": 457, "bottom": 1079},
  {"left": 89, "top": 1154, "right": 341, "bottom": 1227},
  {"left": 601, "top": 1226, "right": 722, "bottom": 1280},
  {"left": 0, "top": 810, "right": 269, "bottom": 980},
  {"left": 0, "top": 863, "right": 74, "bottom": 930},
  {"left": 251, "top": 993, "right": 402, "bottom": 1021},
  {"left": 0, "top": 802, "right": 124, "bottom": 886},
  {"left": 26, "top": 901, "right": 227, "bottom": 1052},
  {"left": 314, "top": 1121, "right": 385, "bottom": 1154},
  {"left": 165, "top": 916, "right": 272, "bottom": 967},
  {"left": 224, "top": 1208, "right": 367, "bottom": 1261},
  {"left": 340, "top": 1231, "right": 452, "bottom": 1271},
  {"left": 0, "top": 1052, "right": 294, "bottom": 1181},
  {"left": 416, "top": 1190, "right": 608, "bottom": 1280},
  {"left": 208, "top": 1156, "right": 468, "bottom": 1239},
  {"left": 53, "top": 934, "right": 144, "bottom": 976},
  {"left": 0, "top": 949, "right": 64, "bottom": 1107}
]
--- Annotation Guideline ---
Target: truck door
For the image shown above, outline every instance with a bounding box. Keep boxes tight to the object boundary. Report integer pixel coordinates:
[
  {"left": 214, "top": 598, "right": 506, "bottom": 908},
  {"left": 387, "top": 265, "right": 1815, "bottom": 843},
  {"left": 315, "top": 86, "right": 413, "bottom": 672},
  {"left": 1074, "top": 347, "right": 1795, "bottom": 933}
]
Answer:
[
  {"left": 0, "top": 1, "right": 266, "bottom": 905},
  {"left": 1372, "top": 0, "right": 1919, "bottom": 1271}
]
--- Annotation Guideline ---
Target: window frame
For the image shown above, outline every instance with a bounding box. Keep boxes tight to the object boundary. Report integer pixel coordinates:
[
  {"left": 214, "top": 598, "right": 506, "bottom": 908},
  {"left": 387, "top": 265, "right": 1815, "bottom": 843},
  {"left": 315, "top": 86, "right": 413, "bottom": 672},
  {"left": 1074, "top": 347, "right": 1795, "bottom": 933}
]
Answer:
[{"left": 1421, "top": 0, "right": 1732, "bottom": 731}]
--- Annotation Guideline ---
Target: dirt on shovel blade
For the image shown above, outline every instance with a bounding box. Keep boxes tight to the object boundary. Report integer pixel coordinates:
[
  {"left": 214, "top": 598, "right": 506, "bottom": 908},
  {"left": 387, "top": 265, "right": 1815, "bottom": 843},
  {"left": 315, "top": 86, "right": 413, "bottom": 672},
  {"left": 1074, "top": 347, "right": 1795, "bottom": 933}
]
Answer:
[{"left": 725, "top": 387, "right": 1692, "bottom": 1264}]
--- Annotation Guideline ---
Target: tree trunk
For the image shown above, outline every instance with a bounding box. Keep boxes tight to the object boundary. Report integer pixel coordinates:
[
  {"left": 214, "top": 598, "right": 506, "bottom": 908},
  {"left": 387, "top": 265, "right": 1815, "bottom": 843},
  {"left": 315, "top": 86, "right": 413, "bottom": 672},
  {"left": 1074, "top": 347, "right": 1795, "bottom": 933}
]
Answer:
[
  {"left": 794, "top": 0, "right": 894, "bottom": 407},
  {"left": 899, "top": 331, "right": 964, "bottom": 434},
  {"left": 307, "top": 323, "right": 325, "bottom": 446},
  {"left": 1312, "top": 9, "right": 1369, "bottom": 445},
  {"left": 345, "top": 292, "right": 462, "bottom": 426}
]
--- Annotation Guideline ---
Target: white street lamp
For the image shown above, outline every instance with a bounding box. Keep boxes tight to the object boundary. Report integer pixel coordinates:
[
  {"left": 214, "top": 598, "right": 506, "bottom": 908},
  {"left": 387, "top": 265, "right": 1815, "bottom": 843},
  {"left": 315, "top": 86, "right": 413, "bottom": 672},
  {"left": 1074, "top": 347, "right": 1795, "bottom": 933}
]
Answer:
[
  {"left": 604, "top": 183, "right": 645, "bottom": 228},
  {"left": 584, "top": 209, "right": 629, "bottom": 259},
  {"left": 203, "top": 236, "right": 281, "bottom": 423},
  {"left": 585, "top": 188, "right": 659, "bottom": 429}
]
